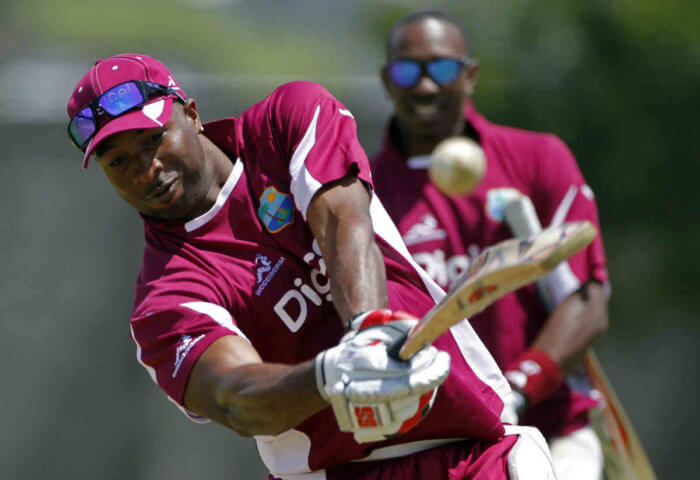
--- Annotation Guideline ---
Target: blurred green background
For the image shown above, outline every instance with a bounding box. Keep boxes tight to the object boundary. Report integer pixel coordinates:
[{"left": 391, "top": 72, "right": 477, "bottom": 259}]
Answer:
[{"left": 1, "top": 0, "right": 697, "bottom": 478}]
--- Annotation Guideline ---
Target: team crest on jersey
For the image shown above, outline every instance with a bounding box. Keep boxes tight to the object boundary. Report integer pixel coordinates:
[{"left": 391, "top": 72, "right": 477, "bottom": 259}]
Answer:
[
  {"left": 258, "top": 186, "right": 294, "bottom": 233},
  {"left": 485, "top": 188, "right": 521, "bottom": 222}
]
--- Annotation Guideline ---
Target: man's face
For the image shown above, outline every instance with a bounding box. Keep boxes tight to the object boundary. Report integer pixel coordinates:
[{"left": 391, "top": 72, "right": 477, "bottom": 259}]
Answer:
[
  {"left": 94, "top": 99, "right": 212, "bottom": 221},
  {"left": 382, "top": 18, "right": 478, "bottom": 140}
]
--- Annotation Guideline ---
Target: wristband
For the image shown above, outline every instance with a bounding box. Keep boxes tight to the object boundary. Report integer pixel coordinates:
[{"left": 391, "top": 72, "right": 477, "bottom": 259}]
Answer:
[
  {"left": 505, "top": 349, "right": 563, "bottom": 406},
  {"left": 347, "top": 309, "right": 393, "bottom": 331}
]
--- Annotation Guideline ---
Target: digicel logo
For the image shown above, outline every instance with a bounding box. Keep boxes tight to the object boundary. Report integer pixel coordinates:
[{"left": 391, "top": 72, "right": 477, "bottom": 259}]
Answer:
[{"left": 273, "top": 240, "right": 331, "bottom": 332}]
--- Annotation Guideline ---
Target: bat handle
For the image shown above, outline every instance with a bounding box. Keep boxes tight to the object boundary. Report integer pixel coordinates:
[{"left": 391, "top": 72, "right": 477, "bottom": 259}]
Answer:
[{"left": 386, "top": 332, "right": 409, "bottom": 361}]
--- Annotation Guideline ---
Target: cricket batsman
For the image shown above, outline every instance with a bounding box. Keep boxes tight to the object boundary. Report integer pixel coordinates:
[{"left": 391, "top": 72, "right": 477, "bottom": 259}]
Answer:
[
  {"left": 66, "top": 53, "right": 557, "bottom": 479},
  {"left": 371, "top": 11, "right": 610, "bottom": 480}
]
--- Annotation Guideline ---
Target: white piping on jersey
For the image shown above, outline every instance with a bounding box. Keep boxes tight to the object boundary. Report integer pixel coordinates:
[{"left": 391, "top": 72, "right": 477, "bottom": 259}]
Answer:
[
  {"left": 180, "top": 301, "right": 251, "bottom": 342},
  {"left": 288, "top": 105, "right": 323, "bottom": 220},
  {"left": 369, "top": 195, "right": 445, "bottom": 301},
  {"left": 338, "top": 108, "right": 354, "bottom": 118},
  {"left": 544, "top": 184, "right": 584, "bottom": 305},
  {"left": 368, "top": 194, "right": 511, "bottom": 402},
  {"left": 129, "top": 324, "right": 209, "bottom": 423},
  {"left": 184, "top": 159, "right": 244, "bottom": 232},
  {"left": 544, "top": 184, "right": 611, "bottom": 300},
  {"left": 549, "top": 185, "right": 578, "bottom": 228},
  {"left": 406, "top": 155, "right": 432, "bottom": 169}
]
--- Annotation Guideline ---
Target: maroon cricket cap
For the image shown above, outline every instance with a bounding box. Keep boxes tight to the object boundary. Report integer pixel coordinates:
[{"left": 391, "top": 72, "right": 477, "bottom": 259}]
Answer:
[{"left": 67, "top": 53, "right": 186, "bottom": 169}]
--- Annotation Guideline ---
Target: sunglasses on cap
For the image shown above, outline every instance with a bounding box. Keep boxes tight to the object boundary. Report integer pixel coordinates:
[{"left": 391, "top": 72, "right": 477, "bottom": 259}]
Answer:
[
  {"left": 387, "top": 57, "right": 472, "bottom": 89},
  {"left": 67, "top": 80, "right": 185, "bottom": 151}
]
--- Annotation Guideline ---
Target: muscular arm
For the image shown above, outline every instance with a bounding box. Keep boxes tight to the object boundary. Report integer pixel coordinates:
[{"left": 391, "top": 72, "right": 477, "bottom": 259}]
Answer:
[
  {"left": 531, "top": 281, "right": 608, "bottom": 376},
  {"left": 184, "top": 335, "right": 327, "bottom": 436},
  {"left": 306, "top": 173, "right": 388, "bottom": 321}
]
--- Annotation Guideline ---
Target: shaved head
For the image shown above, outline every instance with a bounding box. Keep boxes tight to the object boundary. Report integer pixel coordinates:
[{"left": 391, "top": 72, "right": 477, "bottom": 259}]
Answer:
[
  {"left": 386, "top": 10, "right": 471, "bottom": 60},
  {"left": 380, "top": 9, "right": 480, "bottom": 156}
]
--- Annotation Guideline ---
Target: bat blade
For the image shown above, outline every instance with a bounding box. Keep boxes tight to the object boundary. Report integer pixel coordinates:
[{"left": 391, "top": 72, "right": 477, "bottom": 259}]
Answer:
[{"left": 398, "top": 220, "right": 596, "bottom": 360}]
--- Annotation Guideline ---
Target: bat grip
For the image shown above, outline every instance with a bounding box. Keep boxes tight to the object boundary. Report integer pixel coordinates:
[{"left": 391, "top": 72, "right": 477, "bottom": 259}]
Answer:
[{"left": 386, "top": 332, "right": 409, "bottom": 361}]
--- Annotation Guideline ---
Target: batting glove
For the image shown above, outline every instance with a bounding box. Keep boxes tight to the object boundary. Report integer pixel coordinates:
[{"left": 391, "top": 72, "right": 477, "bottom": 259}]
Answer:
[{"left": 314, "top": 309, "right": 451, "bottom": 443}]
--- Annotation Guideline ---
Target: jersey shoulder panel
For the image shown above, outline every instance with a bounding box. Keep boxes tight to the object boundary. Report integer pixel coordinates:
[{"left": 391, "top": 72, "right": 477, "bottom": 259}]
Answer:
[{"left": 242, "top": 81, "right": 371, "bottom": 218}]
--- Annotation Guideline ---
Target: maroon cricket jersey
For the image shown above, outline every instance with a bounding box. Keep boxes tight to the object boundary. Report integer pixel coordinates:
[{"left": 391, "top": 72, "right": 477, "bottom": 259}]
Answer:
[
  {"left": 371, "top": 103, "right": 610, "bottom": 439},
  {"left": 129, "top": 83, "right": 510, "bottom": 478}
]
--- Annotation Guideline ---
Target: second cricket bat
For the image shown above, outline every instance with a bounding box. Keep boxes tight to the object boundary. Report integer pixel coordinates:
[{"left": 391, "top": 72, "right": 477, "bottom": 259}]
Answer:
[{"left": 504, "top": 194, "right": 656, "bottom": 480}]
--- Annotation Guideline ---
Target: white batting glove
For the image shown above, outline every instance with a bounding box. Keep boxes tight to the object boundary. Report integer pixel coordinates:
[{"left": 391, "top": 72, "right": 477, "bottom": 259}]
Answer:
[{"left": 314, "top": 309, "right": 451, "bottom": 443}]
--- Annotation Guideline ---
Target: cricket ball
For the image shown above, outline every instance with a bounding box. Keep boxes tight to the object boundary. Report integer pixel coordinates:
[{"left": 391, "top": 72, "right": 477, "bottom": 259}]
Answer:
[{"left": 429, "top": 136, "right": 486, "bottom": 195}]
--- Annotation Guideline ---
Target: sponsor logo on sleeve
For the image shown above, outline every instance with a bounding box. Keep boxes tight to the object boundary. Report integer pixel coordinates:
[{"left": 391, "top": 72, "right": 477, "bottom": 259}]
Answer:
[
  {"left": 258, "top": 186, "right": 294, "bottom": 233},
  {"left": 173, "top": 334, "right": 205, "bottom": 378}
]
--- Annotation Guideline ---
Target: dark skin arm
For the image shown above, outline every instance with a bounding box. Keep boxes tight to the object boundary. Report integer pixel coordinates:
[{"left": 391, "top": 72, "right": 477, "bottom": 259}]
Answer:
[
  {"left": 184, "top": 336, "right": 326, "bottom": 436},
  {"left": 531, "top": 281, "right": 609, "bottom": 376},
  {"left": 306, "top": 173, "right": 389, "bottom": 321},
  {"left": 184, "top": 174, "right": 389, "bottom": 435}
]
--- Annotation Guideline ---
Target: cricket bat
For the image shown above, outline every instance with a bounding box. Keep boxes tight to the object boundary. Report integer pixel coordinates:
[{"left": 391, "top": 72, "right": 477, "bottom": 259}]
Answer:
[
  {"left": 504, "top": 194, "right": 657, "bottom": 480},
  {"left": 397, "top": 220, "right": 596, "bottom": 360}
]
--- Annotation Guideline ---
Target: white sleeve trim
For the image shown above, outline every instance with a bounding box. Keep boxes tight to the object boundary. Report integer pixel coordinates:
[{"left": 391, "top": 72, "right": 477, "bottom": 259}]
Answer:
[
  {"left": 368, "top": 194, "right": 445, "bottom": 302},
  {"left": 549, "top": 184, "right": 578, "bottom": 228},
  {"left": 180, "top": 301, "right": 250, "bottom": 343},
  {"left": 288, "top": 105, "right": 323, "bottom": 220}
]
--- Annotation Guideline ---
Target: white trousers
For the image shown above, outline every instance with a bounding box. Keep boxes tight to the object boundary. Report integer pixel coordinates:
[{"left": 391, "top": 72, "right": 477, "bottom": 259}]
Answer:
[{"left": 549, "top": 426, "right": 603, "bottom": 480}]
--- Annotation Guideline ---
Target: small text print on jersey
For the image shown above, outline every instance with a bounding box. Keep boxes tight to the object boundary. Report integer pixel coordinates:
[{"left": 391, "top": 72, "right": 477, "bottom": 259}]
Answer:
[
  {"left": 258, "top": 186, "right": 294, "bottom": 233},
  {"left": 255, "top": 254, "right": 286, "bottom": 297}
]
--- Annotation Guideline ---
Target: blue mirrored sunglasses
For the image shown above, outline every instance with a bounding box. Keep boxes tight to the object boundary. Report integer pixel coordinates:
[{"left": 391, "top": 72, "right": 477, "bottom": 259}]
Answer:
[
  {"left": 387, "top": 57, "right": 472, "bottom": 88},
  {"left": 67, "top": 80, "right": 184, "bottom": 151}
]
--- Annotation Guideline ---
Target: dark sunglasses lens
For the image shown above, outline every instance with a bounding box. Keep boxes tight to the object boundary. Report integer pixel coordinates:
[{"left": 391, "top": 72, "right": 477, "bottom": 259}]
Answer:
[
  {"left": 69, "top": 107, "right": 96, "bottom": 147},
  {"left": 99, "top": 81, "right": 144, "bottom": 116},
  {"left": 427, "top": 58, "right": 462, "bottom": 85},
  {"left": 389, "top": 61, "right": 422, "bottom": 88}
]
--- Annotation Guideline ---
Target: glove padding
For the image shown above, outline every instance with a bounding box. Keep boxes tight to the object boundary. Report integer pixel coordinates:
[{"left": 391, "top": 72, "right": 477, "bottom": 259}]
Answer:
[{"left": 315, "top": 309, "right": 451, "bottom": 443}]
